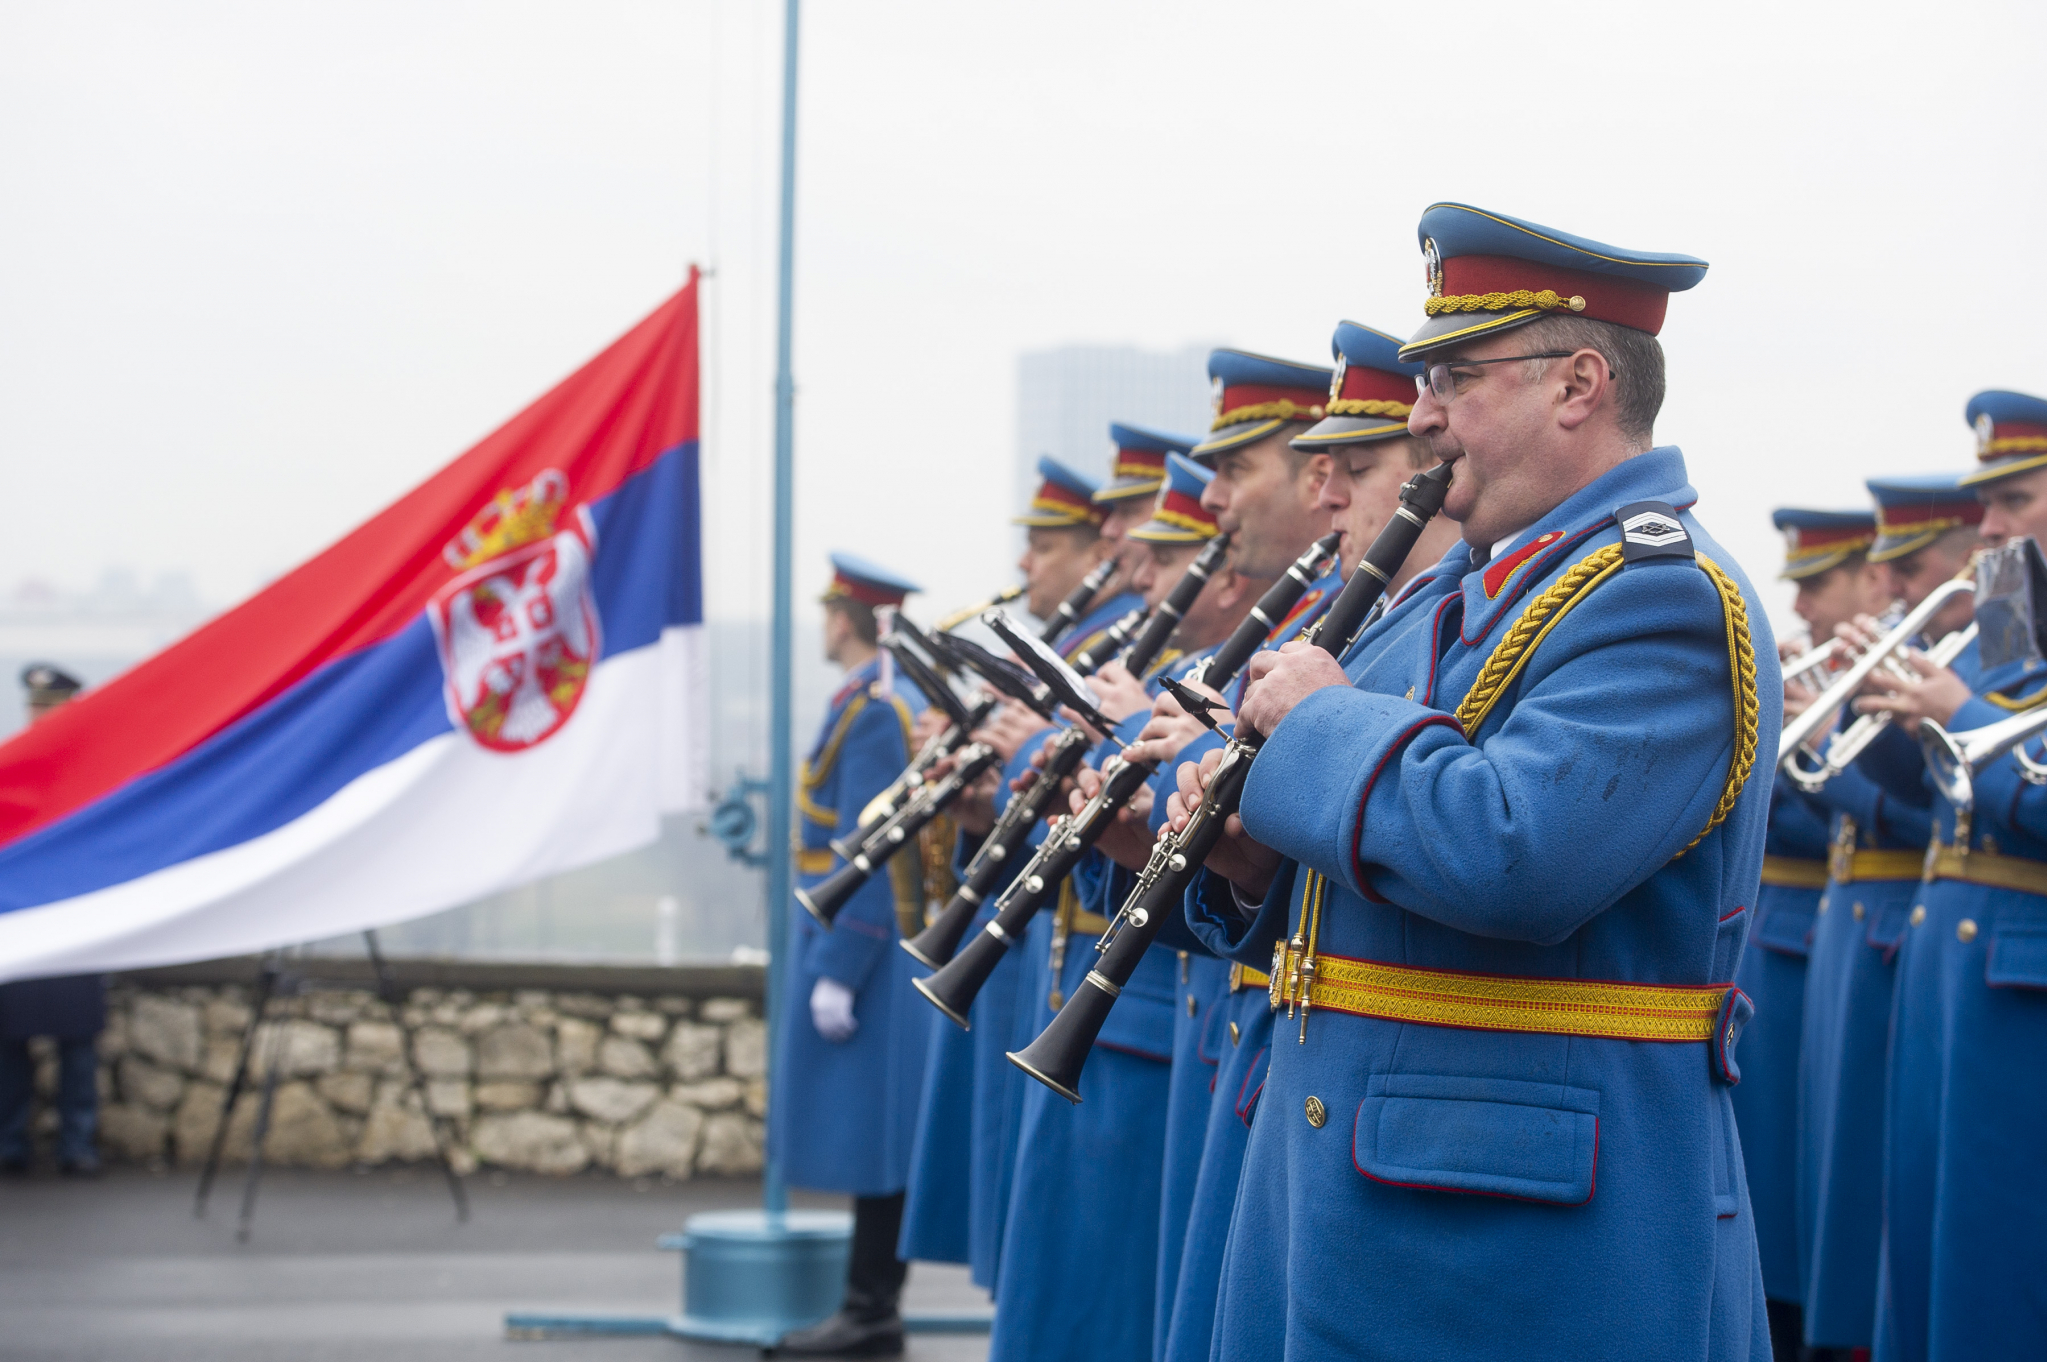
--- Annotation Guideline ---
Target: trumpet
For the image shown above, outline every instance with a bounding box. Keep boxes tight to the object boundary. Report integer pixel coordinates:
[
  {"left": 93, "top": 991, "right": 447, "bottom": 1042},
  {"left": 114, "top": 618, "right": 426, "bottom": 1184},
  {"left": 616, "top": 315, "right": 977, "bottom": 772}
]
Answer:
[
  {"left": 1921, "top": 705, "right": 2047, "bottom": 813},
  {"left": 1779, "top": 578, "right": 1975, "bottom": 791},
  {"left": 1781, "top": 637, "right": 1850, "bottom": 691},
  {"left": 932, "top": 584, "right": 1026, "bottom": 634}
]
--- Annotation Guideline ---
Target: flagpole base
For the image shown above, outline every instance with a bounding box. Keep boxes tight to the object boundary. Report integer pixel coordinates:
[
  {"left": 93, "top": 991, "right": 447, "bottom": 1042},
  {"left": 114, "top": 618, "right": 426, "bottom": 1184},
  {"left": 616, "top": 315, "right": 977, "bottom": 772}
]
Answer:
[{"left": 502, "top": 1209, "right": 992, "bottom": 1345}]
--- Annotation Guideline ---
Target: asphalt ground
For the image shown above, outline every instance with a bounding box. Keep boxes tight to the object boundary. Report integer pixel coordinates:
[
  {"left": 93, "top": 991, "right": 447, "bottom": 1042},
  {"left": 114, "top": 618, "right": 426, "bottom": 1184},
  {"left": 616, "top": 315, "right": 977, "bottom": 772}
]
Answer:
[{"left": 0, "top": 1166, "right": 991, "bottom": 1362}]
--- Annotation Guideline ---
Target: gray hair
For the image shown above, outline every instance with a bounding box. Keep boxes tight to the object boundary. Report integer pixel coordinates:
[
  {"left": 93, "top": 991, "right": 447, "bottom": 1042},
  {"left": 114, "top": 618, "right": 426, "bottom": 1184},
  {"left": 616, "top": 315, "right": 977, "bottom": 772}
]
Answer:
[{"left": 1516, "top": 314, "right": 1666, "bottom": 447}]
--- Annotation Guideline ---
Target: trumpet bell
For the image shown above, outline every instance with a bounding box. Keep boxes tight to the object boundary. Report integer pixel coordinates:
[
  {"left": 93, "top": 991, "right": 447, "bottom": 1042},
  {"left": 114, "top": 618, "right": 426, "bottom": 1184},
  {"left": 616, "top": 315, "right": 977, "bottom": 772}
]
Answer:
[{"left": 1921, "top": 720, "right": 1975, "bottom": 812}]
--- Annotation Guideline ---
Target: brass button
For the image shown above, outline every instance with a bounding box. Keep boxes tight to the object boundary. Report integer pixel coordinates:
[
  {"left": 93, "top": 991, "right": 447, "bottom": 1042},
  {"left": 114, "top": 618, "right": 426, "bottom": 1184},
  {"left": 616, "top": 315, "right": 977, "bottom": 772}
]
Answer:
[
  {"left": 1187, "top": 994, "right": 1197, "bottom": 1017},
  {"left": 1910, "top": 905, "right": 1926, "bottom": 927},
  {"left": 1304, "top": 1096, "right": 1327, "bottom": 1128},
  {"left": 1228, "top": 1021, "right": 1241, "bottom": 1046},
  {"left": 1853, "top": 901, "right": 1866, "bottom": 921},
  {"left": 1958, "top": 918, "right": 1979, "bottom": 944},
  {"left": 1404, "top": 686, "right": 1416, "bottom": 701}
]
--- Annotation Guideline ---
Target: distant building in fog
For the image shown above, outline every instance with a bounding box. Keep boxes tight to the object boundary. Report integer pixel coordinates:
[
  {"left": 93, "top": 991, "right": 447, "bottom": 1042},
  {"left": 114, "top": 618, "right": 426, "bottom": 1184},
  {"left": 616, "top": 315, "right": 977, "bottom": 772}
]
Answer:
[{"left": 1013, "top": 345, "right": 1215, "bottom": 521}]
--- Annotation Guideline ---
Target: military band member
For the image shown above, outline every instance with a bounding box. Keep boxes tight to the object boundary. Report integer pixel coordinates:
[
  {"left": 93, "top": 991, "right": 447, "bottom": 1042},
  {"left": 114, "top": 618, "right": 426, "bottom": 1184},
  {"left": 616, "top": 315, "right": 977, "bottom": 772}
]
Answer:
[
  {"left": 1190, "top": 348, "right": 1334, "bottom": 581},
  {"left": 771, "top": 555, "right": 931, "bottom": 1357},
  {"left": 1172, "top": 204, "right": 1777, "bottom": 1360},
  {"left": 1094, "top": 421, "right": 1198, "bottom": 553},
  {"left": 900, "top": 449, "right": 1150, "bottom": 1305},
  {"left": 1157, "top": 320, "right": 1458, "bottom": 1362},
  {"left": 987, "top": 452, "right": 1249, "bottom": 1362},
  {"left": 897, "top": 431, "right": 1179, "bottom": 1276},
  {"left": 1794, "top": 478, "right": 1980, "bottom": 1358},
  {"left": 1854, "top": 392, "right": 2047, "bottom": 1362},
  {"left": 1735, "top": 508, "right": 1884, "bottom": 1353}
]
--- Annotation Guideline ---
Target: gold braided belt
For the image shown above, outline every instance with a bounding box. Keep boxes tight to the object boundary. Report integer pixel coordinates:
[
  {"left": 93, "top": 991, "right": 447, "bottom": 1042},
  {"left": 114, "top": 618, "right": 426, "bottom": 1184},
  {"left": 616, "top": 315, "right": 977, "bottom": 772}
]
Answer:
[
  {"left": 795, "top": 847, "right": 836, "bottom": 877},
  {"left": 1266, "top": 947, "right": 1731, "bottom": 1043},
  {"left": 1760, "top": 855, "right": 1829, "bottom": 889},
  {"left": 1828, "top": 847, "right": 1927, "bottom": 884},
  {"left": 1229, "top": 963, "right": 1270, "bottom": 994},
  {"left": 1924, "top": 837, "right": 2047, "bottom": 898}
]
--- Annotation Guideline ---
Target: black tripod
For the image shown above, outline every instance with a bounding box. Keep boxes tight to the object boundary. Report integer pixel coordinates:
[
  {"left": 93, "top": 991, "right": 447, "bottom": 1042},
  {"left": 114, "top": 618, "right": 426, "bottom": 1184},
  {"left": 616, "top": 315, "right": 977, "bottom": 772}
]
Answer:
[{"left": 193, "top": 930, "right": 469, "bottom": 1241}]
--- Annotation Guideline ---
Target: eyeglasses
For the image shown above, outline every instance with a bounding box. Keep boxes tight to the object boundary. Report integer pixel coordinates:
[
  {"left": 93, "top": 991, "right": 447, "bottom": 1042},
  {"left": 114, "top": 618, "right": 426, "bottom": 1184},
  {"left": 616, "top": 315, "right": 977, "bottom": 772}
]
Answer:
[{"left": 1415, "top": 351, "right": 1581, "bottom": 402}]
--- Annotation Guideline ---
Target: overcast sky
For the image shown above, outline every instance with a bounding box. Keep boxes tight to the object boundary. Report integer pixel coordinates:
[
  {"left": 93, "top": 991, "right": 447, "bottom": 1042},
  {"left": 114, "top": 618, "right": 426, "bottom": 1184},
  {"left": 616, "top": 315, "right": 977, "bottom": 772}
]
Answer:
[{"left": 4, "top": 0, "right": 2046, "bottom": 649}]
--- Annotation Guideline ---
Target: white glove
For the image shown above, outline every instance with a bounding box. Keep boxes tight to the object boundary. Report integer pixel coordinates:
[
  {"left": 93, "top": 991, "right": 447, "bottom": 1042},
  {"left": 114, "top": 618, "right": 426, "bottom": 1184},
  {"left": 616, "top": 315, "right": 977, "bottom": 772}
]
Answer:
[{"left": 810, "top": 976, "right": 859, "bottom": 1043}]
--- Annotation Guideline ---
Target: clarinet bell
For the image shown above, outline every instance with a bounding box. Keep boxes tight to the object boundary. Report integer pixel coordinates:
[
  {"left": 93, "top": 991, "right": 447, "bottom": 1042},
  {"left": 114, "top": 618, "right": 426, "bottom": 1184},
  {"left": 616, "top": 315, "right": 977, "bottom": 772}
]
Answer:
[
  {"left": 902, "top": 887, "right": 981, "bottom": 969},
  {"left": 911, "top": 923, "right": 1015, "bottom": 1029},
  {"left": 1007, "top": 979, "right": 1114, "bottom": 1104},
  {"left": 795, "top": 857, "right": 873, "bottom": 928}
]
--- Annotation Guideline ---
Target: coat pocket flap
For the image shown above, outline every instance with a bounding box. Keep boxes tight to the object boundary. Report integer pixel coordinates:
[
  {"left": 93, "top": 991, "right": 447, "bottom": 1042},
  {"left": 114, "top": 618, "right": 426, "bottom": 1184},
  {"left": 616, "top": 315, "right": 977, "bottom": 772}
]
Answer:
[
  {"left": 1987, "top": 925, "right": 2047, "bottom": 990},
  {"left": 1752, "top": 903, "right": 1815, "bottom": 957},
  {"left": 1352, "top": 1073, "right": 1599, "bottom": 1206},
  {"left": 1865, "top": 900, "right": 1913, "bottom": 952}
]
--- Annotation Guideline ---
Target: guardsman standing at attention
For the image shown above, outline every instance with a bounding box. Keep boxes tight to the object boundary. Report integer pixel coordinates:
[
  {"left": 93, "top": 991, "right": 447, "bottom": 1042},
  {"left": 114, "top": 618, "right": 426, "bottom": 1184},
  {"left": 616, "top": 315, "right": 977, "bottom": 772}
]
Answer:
[
  {"left": 1736, "top": 508, "right": 1885, "bottom": 1356},
  {"left": 1795, "top": 476, "right": 1980, "bottom": 1361},
  {"left": 772, "top": 555, "right": 931, "bottom": 1357},
  {"left": 1156, "top": 320, "right": 1458, "bottom": 1362},
  {"left": 0, "top": 664, "right": 104, "bottom": 1178},
  {"left": 1853, "top": 392, "right": 2047, "bottom": 1362},
  {"left": 1172, "top": 204, "right": 1778, "bottom": 1360}
]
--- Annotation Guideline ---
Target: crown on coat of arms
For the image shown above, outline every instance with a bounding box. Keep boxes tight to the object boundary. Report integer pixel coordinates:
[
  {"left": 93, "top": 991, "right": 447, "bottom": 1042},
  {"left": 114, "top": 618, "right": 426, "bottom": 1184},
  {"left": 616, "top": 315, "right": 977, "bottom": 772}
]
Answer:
[{"left": 444, "top": 469, "right": 571, "bottom": 570}]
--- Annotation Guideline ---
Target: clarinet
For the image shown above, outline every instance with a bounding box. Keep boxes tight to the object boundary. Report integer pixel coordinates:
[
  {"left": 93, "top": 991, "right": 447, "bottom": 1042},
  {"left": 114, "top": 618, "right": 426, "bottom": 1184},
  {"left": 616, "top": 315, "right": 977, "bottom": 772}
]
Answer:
[
  {"left": 829, "top": 618, "right": 992, "bottom": 860},
  {"left": 799, "top": 592, "right": 1147, "bottom": 929},
  {"left": 1067, "top": 606, "right": 1150, "bottom": 676},
  {"left": 1007, "top": 461, "right": 1453, "bottom": 1099},
  {"left": 903, "top": 535, "right": 1231, "bottom": 969},
  {"left": 911, "top": 531, "right": 1341, "bottom": 1022},
  {"left": 1042, "top": 558, "right": 1118, "bottom": 646}
]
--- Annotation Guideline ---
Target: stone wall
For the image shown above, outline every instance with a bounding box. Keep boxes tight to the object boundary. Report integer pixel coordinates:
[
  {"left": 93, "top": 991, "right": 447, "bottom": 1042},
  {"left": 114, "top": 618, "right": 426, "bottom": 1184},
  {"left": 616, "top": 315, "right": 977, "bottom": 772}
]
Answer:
[{"left": 49, "top": 966, "right": 769, "bottom": 1179}]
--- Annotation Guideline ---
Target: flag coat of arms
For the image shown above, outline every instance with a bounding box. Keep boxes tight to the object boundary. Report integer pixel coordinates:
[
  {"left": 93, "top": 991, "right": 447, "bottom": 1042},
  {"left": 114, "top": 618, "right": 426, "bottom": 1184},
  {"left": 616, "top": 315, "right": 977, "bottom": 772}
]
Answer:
[{"left": 0, "top": 275, "right": 707, "bottom": 980}]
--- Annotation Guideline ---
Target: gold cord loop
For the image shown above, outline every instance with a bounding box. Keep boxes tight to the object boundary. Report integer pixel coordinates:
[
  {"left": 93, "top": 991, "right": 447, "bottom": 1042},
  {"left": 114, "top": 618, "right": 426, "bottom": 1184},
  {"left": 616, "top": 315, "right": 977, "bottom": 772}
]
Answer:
[{"left": 1423, "top": 289, "right": 1586, "bottom": 317}]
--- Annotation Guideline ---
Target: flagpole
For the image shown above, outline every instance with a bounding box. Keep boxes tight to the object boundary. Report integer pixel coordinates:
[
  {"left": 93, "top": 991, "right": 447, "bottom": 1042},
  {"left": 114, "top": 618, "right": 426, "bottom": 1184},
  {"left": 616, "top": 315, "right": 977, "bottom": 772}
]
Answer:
[{"left": 763, "top": 0, "right": 801, "bottom": 1224}]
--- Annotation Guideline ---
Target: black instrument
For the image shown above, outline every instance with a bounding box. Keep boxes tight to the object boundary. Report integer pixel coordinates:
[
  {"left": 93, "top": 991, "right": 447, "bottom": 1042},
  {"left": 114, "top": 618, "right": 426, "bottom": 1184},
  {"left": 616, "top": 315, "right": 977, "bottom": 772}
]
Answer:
[
  {"left": 1007, "top": 461, "right": 1453, "bottom": 1099},
  {"left": 902, "top": 535, "right": 1231, "bottom": 968},
  {"left": 911, "top": 531, "right": 1341, "bottom": 1021},
  {"left": 829, "top": 617, "right": 992, "bottom": 860},
  {"left": 799, "top": 586, "right": 1136, "bottom": 929},
  {"left": 1042, "top": 557, "right": 1119, "bottom": 646},
  {"left": 1068, "top": 606, "right": 1149, "bottom": 676}
]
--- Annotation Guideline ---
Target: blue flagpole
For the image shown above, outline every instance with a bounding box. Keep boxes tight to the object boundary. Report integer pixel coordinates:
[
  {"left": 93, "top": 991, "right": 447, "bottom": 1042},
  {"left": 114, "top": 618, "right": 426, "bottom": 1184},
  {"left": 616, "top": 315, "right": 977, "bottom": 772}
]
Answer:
[{"left": 763, "top": 0, "right": 801, "bottom": 1223}]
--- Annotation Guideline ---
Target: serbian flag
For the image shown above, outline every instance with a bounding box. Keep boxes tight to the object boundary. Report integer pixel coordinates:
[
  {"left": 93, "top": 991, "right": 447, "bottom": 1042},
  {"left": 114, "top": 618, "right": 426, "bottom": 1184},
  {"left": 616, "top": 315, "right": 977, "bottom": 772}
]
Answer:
[{"left": 0, "top": 276, "right": 707, "bottom": 981}]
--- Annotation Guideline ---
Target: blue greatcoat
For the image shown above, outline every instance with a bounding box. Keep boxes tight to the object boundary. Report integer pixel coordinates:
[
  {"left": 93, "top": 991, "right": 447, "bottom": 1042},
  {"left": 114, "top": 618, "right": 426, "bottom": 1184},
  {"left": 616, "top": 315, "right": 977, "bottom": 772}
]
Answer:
[
  {"left": 1731, "top": 770, "right": 1828, "bottom": 1304},
  {"left": 1794, "top": 662, "right": 1955, "bottom": 1348},
  {"left": 1877, "top": 658, "right": 2047, "bottom": 1362},
  {"left": 767, "top": 656, "right": 932, "bottom": 1196},
  {"left": 1190, "top": 449, "right": 1777, "bottom": 1362},
  {"left": 1165, "top": 572, "right": 1341, "bottom": 1362},
  {"left": 986, "top": 645, "right": 1207, "bottom": 1362},
  {"left": 898, "top": 588, "right": 1146, "bottom": 1284}
]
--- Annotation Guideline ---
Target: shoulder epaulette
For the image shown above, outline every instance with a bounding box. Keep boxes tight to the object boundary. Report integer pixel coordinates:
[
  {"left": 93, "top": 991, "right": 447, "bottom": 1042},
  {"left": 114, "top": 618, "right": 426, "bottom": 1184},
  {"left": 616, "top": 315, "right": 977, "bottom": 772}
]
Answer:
[{"left": 1614, "top": 500, "right": 1694, "bottom": 565}]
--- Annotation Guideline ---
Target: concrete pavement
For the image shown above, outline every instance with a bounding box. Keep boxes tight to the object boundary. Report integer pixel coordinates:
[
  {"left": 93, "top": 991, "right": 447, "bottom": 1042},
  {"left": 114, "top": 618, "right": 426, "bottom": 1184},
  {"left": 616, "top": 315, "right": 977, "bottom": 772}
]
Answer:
[{"left": 0, "top": 1167, "right": 990, "bottom": 1362}]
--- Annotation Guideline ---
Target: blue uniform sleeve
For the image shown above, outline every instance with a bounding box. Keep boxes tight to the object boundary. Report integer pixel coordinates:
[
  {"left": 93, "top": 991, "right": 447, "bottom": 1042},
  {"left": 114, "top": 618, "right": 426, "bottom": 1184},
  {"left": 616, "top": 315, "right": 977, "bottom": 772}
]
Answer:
[
  {"left": 1851, "top": 722, "right": 1935, "bottom": 809},
  {"left": 805, "top": 698, "right": 911, "bottom": 990},
  {"left": 1241, "top": 565, "right": 1753, "bottom": 945}
]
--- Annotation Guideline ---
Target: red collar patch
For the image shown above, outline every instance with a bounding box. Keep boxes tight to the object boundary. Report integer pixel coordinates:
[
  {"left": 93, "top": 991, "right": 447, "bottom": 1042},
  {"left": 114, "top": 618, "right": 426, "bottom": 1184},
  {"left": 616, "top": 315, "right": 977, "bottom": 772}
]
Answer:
[{"left": 1482, "top": 531, "right": 1564, "bottom": 599}]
